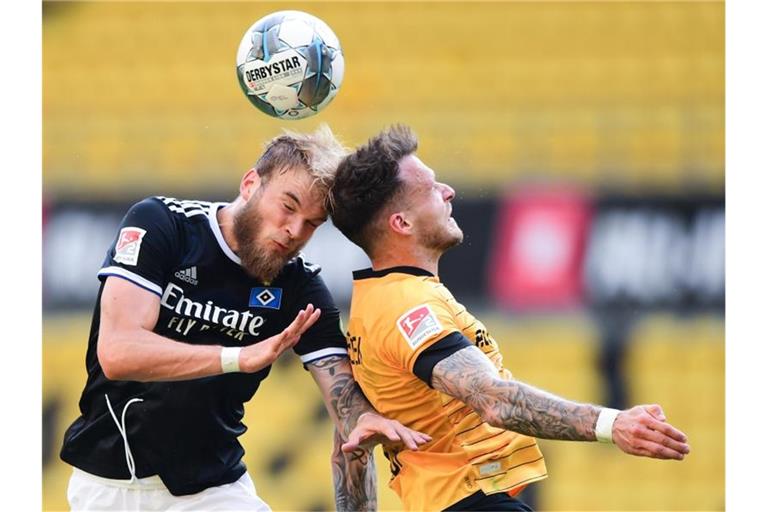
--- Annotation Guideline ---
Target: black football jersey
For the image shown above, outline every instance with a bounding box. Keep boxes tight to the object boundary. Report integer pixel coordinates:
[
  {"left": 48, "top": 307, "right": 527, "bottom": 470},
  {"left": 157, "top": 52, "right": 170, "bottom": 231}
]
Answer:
[{"left": 60, "top": 196, "right": 347, "bottom": 495}]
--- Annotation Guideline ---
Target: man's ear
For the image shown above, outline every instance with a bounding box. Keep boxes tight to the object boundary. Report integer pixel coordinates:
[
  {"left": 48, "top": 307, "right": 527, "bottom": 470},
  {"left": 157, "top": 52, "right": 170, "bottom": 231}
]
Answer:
[
  {"left": 240, "top": 168, "right": 262, "bottom": 202},
  {"left": 388, "top": 211, "right": 413, "bottom": 236}
]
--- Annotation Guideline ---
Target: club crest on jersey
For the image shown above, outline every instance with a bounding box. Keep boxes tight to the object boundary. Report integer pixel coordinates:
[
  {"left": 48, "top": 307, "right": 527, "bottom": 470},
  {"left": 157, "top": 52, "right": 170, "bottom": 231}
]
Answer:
[
  {"left": 249, "top": 287, "right": 282, "bottom": 309},
  {"left": 114, "top": 227, "right": 147, "bottom": 266},
  {"left": 397, "top": 304, "right": 442, "bottom": 349}
]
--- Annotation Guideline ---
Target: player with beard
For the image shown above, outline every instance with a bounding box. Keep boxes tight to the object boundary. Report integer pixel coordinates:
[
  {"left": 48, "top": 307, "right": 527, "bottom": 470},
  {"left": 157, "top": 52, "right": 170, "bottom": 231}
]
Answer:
[
  {"left": 60, "top": 125, "right": 430, "bottom": 512},
  {"left": 329, "top": 125, "right": 691, "bottom": 511}
]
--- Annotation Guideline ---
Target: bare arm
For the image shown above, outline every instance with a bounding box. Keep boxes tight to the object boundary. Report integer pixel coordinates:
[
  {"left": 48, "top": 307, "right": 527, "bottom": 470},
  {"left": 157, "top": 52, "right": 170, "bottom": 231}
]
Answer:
[
  {"left": 331, "top": 425, "right": 376, "bottom": 512},
  {"left": 308, "top": 356, "right": 376, "bottom": 512},
  {"left": 97, "top": 277, "right": 319, "bottom": 381},
  {"left": 308, "top": 356, "right": 432, "bottom": 511},
  {"left": 432, "top": 345, "right": 690, "bottom": 460}
]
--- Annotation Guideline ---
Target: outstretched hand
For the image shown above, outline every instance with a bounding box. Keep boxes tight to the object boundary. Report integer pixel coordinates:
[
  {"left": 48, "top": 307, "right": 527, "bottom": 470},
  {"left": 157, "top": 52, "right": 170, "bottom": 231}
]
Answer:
[
  {"left": 612, "top": 404, "right": 690, "bottom": 460},
  {"left": 239, "top": 304, "right": 321, "bottom": 373},
  {"left": 342, "top": 412, "right": 432, "bottom": 453}
]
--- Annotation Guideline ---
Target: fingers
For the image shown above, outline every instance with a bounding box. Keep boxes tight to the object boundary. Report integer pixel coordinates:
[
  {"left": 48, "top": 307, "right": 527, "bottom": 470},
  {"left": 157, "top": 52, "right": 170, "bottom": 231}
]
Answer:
[
  {"left": 342, "top": 429, "right": 388, "bottom": 453},
  {"left": 303, "top": 307, "right": 322, "bottom": 332},
  {"left": 380, "top": 425, "right": 402, "bottom": 444},
  {"left": 633, "top": 439, "right": 687, "bottom": 460},
  {"left": 636, "top": 425, "right": 690, "bottom": 457},
  {"left": 392, "top": 424, "right": 432, "bottom": 450},
  {"left": 283, "top": 304, "right": 321, "bottom": 340},
  {"left": 394, "top": 425, "right": 418, "bottom": 450},
  {"left": 346, "top": 416, "right": 433, "bottom": 453},
  {"left": 645, "top": 416, "right": 688, "bottom": 444},
  {"left": 275, "top": 305, "right": 322, "bottom": 354},
  {"left": 341, "top": 429, "right": 365, "bottom": 453},
  {"left": 615, "top": 406, "right": 690, "bottom": 461},
  {"left": 412, "top": 430, "right": 432, "bottom": 445},
  {"left": 630, "top": 404, "right": 687, "bottom": 443},
  {"left": 644, "top": 404, "right": 666, "bottom": 421},
  {"left": 341, "top": 440, "right": 357, "bottom": 453},
  {"left": 243, "top": 305, "right": 318, "bottom": 370}
]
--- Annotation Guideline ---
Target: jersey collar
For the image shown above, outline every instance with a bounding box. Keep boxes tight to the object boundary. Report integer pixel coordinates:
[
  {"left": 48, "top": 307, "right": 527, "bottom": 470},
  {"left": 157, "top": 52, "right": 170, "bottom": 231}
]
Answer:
[
  {"left": 352, "top": 266, "right": 435, "bottom": 280},
  {"left": 208, "top": 202, "right": 241, "bottom": 265}
]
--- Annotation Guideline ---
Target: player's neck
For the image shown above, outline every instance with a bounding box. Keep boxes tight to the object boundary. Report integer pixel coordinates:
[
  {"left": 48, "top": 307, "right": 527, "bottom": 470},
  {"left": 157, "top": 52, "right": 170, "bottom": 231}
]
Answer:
[
  {"left": 371, "top": 244, "right": 440, "bottom": 277},
  {"left": 216, "top": 202, "right": 241, "bottom": 253}
]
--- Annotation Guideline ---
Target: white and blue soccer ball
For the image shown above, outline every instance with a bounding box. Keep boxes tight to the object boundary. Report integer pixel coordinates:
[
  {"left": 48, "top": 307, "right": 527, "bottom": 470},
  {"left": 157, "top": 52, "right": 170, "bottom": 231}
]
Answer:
[{"left": 236, "top": 11, "right": 344, "bottom": 120}]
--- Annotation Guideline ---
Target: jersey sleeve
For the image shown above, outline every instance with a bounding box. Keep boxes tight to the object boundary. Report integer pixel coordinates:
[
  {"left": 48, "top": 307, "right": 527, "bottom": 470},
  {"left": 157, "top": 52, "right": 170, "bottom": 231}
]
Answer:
[
  {"left": 291, "top": 272, "right": 348, "bottom": 366},
  {"left": 385, "top": 284, "right": 464, "bottom": 374},
  {"left": 96, "top": 197, "right": 179, "bottom": 297},
  {"left": 412, "top": 331, "right": 474, "bottom": 387}
]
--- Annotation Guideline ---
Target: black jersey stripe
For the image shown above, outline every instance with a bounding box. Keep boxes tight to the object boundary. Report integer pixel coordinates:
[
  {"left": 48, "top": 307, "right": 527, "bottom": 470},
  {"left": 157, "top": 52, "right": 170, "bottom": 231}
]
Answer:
[
  {"left": 456, "top": 420, "right": 485, "bottom": 436},
  {"left": 474, "top": 457, "right": 545, "bottom": 481},
  {"left": 470, "top": 442, "right": 539, "bottom": 465},
  {"left": 468, "top": 438, "right": 534, "bottom": 464},
  {"left": 462, "top": 429, "right": 507, "bottom": 448},
  {"left": 470, "top": 442, "right": 535, "bottom": 466},
  {"left": 476, "top": 469, "right": 549, "bottom": 488}
]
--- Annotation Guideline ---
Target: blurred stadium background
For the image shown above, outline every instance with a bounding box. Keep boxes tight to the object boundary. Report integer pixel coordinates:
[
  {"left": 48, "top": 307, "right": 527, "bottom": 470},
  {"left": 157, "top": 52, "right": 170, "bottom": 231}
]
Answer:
[{"left": 42, "top": 1, "right": 723, "bottom": 510}]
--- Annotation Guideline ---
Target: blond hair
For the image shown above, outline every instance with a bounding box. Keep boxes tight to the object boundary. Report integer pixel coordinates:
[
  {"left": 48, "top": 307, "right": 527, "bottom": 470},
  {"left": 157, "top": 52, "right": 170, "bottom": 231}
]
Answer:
[{"left": 254, "top": 124, "right": 348, "bottom": 194}]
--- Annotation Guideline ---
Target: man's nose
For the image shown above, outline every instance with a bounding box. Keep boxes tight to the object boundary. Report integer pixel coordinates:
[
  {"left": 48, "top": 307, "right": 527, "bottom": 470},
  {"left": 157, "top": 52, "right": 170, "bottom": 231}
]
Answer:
[
  {"left": 442, "top": 183, "right": 456, "bottom": 201},
  {"left": 285, "top": 217, "right": 304, "bottom": 239}
]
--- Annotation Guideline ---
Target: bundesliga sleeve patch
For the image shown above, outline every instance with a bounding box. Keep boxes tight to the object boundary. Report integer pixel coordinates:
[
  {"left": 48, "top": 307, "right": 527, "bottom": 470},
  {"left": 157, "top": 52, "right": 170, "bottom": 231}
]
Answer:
[
  {"left": 397, "top": 304, "right": 443, "bottom": 350},
  {"left": 114, "top": 227, "right": 147, "bottom": 266}
]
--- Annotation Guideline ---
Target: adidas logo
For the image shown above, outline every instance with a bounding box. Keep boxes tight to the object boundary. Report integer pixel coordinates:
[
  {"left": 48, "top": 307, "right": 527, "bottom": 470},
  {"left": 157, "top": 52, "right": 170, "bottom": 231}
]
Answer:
[{"left": 174, "top": 266, "right": 198, "bottom": 285}]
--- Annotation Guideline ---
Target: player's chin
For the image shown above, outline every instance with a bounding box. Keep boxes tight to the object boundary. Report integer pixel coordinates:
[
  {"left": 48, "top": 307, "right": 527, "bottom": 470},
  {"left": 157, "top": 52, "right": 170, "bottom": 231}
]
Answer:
[
  {"left": 271, "top": 250, "right": 300, "bottom": 271},
  {"left": 449, "top": 224, "right": 464, "bottom": 245}
]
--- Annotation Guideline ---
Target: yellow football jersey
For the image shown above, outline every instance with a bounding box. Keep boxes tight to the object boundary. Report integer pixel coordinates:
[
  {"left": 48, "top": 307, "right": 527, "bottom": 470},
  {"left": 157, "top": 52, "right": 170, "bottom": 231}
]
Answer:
[{"left": 347, "top": 267, "right": 548, "bottom": 511}]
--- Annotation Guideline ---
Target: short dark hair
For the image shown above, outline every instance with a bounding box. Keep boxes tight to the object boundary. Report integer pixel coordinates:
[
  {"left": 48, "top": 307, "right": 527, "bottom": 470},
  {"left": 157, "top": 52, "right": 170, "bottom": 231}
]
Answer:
[{"left": 329, "top": 125, "right": 418, "bottom": 253}]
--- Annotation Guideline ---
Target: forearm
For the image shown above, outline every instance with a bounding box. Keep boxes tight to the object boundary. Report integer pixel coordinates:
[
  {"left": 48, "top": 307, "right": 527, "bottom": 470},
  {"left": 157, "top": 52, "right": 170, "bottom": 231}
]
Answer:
[
  {"left": 484, "top": 379, "right": 600, "bottom": 441},
  {"left": 331, "top": 428, "right": 376, "bottom": 512},
  {"left": 308, "top": 356, "right": 375, "bottom": 437},
  {"left": 433, "top": 346, "right": 600, "bottom": 441},
  {"left": 98, "top": 277, "right": 224, "bottom": 382},
  {"left": 98, "top": 327, "right": 222, "bottom": 382}
]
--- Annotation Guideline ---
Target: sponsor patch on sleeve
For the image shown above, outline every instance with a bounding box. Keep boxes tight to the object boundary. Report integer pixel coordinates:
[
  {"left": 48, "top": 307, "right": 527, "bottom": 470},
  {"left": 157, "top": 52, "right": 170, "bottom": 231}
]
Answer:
[
  {"left": 114, "top": 227, "right": 147, "bottom": 266},
  {"left": 397, "top": 304, "right": 442, "bottom": 350}
]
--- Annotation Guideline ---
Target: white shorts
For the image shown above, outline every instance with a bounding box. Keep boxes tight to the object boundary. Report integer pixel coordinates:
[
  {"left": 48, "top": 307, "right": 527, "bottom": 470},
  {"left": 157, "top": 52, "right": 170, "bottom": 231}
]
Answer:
[{"left": 67, "top": 467, "right": 271, "bottom": 511}]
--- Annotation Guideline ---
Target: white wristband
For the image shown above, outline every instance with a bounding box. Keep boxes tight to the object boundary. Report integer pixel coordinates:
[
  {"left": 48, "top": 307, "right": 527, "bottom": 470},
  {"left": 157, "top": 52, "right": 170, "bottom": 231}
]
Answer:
[
  {"left": 595, "top": 408, "right": 620, "bottom": 443},
  {"left": 220, "top": 347, "right": 242, "bottom": 373}
]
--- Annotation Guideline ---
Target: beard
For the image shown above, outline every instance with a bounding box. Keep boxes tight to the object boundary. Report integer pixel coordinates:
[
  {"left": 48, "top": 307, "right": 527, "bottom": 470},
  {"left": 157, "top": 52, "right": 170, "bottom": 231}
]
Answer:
[
  {"left": 420, "top": 218, "right": 464, "bottom": 253},
  {"left": 232, "top": 194, "right": 302, "bottom": 282}
]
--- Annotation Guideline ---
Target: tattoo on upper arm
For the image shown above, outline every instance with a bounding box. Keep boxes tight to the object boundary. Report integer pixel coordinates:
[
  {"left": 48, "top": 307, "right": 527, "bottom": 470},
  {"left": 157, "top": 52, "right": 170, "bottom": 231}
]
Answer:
[
  {"left": 432, "top": 346, "right": 599, "bottom": 441},
  {"left": 308, "top": 356, "right": 372, "bottom": 437}
]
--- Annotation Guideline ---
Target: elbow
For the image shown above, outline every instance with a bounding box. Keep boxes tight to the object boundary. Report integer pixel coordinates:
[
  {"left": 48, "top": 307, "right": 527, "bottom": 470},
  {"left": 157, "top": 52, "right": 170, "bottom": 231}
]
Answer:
[{"left": 97, "top": 334, "right": 130, "bottom": 381}]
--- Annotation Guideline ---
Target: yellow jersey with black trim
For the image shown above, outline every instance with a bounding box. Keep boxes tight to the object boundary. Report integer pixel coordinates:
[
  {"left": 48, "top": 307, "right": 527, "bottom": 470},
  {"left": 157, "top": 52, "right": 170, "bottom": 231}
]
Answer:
[{"left": 347, "top": 267, "right": 548, "bottom": 512}]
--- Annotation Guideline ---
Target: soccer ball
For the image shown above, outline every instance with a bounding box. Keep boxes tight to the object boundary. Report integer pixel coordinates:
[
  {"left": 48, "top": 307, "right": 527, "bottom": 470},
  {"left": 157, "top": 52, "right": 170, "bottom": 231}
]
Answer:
[{"left": 236, "top": 11, "right": 344, "bottom": 120}]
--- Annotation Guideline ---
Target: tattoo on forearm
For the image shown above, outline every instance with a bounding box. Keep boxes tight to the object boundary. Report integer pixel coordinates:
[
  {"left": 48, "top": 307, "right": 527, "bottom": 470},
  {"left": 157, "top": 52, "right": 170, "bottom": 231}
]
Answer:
[
  {"left": 310, "top": 355, "right": 373, "bottom": 436},
  {"left": 432, "top": 347, "right": 599, "bottom": 441},
  {"left": 332, "top": 428, "right": 376, "bottom": 512}
]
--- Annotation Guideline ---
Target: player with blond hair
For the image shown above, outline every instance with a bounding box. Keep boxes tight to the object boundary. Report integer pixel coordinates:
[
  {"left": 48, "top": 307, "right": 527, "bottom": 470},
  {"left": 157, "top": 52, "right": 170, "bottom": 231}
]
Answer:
[{"left": 61, "top": 125, "right": 429, "bottom": 511}]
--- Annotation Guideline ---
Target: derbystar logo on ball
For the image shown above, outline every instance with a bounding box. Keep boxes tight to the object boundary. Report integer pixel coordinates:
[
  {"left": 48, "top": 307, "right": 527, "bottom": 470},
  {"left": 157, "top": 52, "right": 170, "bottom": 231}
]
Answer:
[{"left": 235, "top": 10, "right": 344, "bottom": 120}]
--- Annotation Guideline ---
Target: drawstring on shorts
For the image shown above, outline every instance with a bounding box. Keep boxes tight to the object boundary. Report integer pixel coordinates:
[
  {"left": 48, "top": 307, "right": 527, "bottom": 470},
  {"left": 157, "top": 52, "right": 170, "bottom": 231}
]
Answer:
[{"left": 105, "top": 394, "right": 144, "bottom": 483}]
